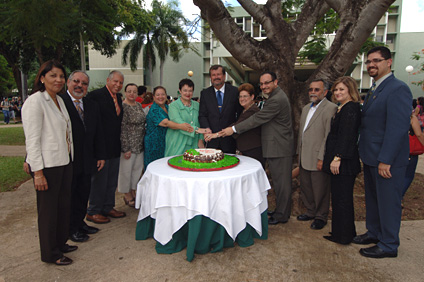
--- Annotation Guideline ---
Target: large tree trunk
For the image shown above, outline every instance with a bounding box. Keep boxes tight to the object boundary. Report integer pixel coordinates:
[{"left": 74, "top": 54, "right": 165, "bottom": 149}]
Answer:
[{"left": 193, "top": 0, "right": 395, "bottom": 136}]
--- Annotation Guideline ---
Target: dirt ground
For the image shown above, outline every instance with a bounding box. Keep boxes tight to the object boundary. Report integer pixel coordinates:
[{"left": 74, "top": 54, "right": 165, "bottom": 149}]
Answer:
[
  {"left": 1, "top": 178, "right": 424, "bottom": 282},
  {"left": 1, "top": 135, "right": 424, "bottom": 281}
]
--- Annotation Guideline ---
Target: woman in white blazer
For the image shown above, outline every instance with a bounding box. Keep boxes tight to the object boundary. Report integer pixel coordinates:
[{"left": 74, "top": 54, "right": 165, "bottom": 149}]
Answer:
[{"left": 22, "top": 60, "right": 75, "bottom": 266}]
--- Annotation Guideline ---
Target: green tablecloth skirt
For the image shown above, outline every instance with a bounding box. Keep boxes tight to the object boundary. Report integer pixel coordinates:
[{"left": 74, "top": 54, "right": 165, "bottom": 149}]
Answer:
[{"left": 136, "top": 211, "right": 268, "bottom": 262}]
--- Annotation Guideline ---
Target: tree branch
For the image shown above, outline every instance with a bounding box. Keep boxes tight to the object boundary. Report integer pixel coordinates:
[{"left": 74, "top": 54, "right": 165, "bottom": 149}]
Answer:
[
  {"left": 310, "top": 0, "right": 395, "bottom": 84},
  {"left": 293, "top": 0, "right": 330, "bottom": 52}
]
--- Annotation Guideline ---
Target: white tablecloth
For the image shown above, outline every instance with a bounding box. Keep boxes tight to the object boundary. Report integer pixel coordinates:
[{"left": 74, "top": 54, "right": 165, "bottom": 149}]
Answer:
[{"left": 136, "top": 155, "right": 270, "bottom": 245}]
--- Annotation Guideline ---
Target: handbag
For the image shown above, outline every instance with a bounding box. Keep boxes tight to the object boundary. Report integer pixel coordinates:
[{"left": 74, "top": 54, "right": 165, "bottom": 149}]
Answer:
[{"left": 409, "top": 134, "right": 424, "bottom": 155}]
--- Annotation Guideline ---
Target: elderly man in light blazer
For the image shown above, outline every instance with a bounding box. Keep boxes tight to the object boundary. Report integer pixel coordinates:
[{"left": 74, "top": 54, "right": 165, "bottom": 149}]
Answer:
[
  {"left": 296, "top": 79, "right": 337, "bottom": 230},
  {"left": 220, "top": 71, "right": 294, "bottom": 225}
]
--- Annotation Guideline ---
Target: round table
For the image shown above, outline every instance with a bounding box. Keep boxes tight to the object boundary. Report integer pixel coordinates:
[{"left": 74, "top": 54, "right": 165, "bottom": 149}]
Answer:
[{"left": 135, "top": 155, "right": 270, "bottom": 261}]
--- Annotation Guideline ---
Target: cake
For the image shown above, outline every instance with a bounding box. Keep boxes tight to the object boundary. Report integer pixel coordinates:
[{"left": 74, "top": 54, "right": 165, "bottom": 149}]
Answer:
[{"left": 183, "top": 148, "right": 225, "bottom": 163}]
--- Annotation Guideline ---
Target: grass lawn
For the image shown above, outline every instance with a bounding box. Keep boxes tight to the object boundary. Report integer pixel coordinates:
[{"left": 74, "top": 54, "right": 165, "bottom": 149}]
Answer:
[
  {"left": 0, "top": 127, "right": 25, "bottom": 145},
  {"left": 0, "top": 156, "right": 31, "bottom": 192}
]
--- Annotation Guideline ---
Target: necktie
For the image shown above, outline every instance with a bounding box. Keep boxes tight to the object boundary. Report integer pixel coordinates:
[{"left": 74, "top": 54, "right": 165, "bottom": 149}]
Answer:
[
  {"left": 74, "top": 100, "right": 84, "bottom": 122},
  {"left": 112, "top": 94, "right": 121, "bottom": 116},
  {"left": 216, "top": 90, "right": 223, "bottom": 112},
  {"left": 364, "top": 82, "right": 376, "bottom": 105}
]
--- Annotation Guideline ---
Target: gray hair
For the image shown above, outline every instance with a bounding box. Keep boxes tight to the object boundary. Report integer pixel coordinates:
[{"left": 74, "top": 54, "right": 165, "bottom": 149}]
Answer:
[
  {"left": 108, "top": 70, "right": 124, "bottom": 80},
  {"left": 68, "top": 70, "right": 90, "bottom": 85},
  {"left": 311, "top": 78, "right": 329, "bottom": 91}
]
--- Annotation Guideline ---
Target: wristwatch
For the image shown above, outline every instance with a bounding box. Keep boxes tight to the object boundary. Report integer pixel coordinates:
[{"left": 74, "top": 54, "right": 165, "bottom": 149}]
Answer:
[{"left": 333, "top": 156, "right": 341, "bottom": 162}]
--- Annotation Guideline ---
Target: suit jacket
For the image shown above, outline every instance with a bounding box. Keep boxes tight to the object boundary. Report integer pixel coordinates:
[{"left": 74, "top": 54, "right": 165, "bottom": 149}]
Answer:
[
  {"left": 87, "top": 86, "right": 123, "bottom": 160},
  {"left": 59, "top": 92, "right": 106, "bottom": 175},
  {"left": 233, "top": 105, "right": 262, "bottom": 152},
  {"left": 235, "top": 87, "right": 294, "bottom": 158},
  {"left": 323, "top": 101, "right": 361, "bottom": 175},
  {"left": 359, "top": 74, "right": 412, "bottom": 167},
  {"left": 22, "top": 91, "right": 74, "bottom": 171},
  {"left": 297, "top": 98, "right": 337, "bottom": 171},
  {"left": 199, "top": 84, "right": 242, "bottom": 153}
]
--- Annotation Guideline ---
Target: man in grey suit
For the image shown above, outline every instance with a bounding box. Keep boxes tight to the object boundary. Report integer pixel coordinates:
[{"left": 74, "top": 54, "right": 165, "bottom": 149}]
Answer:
[
  {"left": 220, "top": 71, "right": 294, "bottom": 224},
  {"left": 296, "top": 79, "right": 337, "bottom": 230}
]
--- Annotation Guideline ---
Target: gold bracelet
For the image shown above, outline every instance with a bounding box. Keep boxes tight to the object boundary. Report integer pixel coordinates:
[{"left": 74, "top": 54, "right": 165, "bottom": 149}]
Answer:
[{"left": 333, "top": 156, "right": 341, "bottom": 162}]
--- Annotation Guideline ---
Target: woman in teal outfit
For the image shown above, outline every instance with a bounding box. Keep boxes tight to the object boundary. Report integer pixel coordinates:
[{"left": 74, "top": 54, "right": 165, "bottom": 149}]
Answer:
[
  {"left": 165, "top": 79, "right": 208, "bottom": 157},
  {"left": 144, "top": 86, "right": 194, "bottom": 168}
]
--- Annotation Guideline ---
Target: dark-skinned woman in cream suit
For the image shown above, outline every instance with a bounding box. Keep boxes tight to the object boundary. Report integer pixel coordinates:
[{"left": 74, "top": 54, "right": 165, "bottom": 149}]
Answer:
[{"left": 22, "top": 60, "right": 75, "bottom": 266}]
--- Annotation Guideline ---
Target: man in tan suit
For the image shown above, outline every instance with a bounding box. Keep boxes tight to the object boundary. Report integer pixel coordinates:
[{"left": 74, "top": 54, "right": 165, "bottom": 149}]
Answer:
[
  {"left": 220, "top": 71, "right": 294, "bottom": 224},
  {"left": 297, "top": 79, "right": 337, "bottom": 229}
]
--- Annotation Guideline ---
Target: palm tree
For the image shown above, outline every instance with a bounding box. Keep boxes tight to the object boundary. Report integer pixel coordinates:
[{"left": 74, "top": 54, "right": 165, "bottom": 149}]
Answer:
[{"left": 122, "top": 0, "right": 190, "bottom": 86}]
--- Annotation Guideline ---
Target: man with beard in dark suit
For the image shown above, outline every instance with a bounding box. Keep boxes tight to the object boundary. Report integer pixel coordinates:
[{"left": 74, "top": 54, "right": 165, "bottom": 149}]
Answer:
[
  {"left": 86, "top": 71, "right": 126, "bottom": 223},
  {"left": 356, "top": 46, "right": 412, "bottom": 258},
  {"left": 59, "top": 71, "right": 106, "bottom": 242},
  {"left": 198, "top": 65, "right": 242, "bottom": 153}
]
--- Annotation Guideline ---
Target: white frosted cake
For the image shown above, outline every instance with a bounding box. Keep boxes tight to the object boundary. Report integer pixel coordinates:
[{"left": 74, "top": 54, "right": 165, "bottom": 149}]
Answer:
[{"left": 183, "top": 149, "right": 225, "bottom": 163}]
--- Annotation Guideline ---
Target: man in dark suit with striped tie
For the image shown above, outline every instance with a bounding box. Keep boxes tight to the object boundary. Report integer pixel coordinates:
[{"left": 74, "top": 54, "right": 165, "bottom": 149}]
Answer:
[{"left": 60, "top": 71, "right": 106, "bottom": 242}]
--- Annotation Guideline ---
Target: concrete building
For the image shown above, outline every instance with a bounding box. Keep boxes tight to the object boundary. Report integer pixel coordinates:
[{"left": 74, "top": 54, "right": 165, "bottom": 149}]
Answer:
[{"left": 87, "top": 0, "right": 423, "bottom": 98}]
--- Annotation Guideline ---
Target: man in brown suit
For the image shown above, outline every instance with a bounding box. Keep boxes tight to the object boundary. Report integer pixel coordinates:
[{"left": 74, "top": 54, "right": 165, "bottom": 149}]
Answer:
[
  {"left": 297, "top": 79, "right": 337, "bottom": 229},
  {"left": 220, "top": 71, "right": 294, "bottom": 224}
]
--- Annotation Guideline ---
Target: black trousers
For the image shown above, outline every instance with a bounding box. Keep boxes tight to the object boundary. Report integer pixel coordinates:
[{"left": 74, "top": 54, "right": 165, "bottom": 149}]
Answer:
[
  {"left": 36, "top": 162, "right": 72, "bottom": 263},
  {"left": 69, "top": 171, "right": 91, "bottom": 234},
  {"left": 330, "top": 174, "right": 357, "bottom": 244}
]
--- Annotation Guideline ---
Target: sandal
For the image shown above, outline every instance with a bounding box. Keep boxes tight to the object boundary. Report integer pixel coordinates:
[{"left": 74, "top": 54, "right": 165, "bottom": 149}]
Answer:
[{"left": 123, "top": 196, "right": 135, "bottom": 207}]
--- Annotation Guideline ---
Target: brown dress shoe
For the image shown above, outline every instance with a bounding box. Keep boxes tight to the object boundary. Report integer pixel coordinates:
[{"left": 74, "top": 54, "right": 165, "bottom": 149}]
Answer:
[
  {"left": 105, "top": 209, "right": 126, "bottom": 218},
  {"left": 86, "top": 214, "right": 111, "bottom": 224}
]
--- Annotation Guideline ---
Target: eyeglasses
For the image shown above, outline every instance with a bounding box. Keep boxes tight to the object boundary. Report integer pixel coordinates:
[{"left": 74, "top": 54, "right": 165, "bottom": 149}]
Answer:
[
  {"left": 364, "top": 58, "right": 387, "bottom": 65},
  {"left": 72, "top": 79, "right": 89, "bottom": 87},
  {"left": 259, "top": 80, "right": 274, "bottom": 87}
]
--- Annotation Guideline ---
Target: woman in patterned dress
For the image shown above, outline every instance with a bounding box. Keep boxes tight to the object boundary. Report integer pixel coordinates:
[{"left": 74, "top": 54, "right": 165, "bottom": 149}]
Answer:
[{"left": 118, "top": 83, "right": 146, "bottom": 207}]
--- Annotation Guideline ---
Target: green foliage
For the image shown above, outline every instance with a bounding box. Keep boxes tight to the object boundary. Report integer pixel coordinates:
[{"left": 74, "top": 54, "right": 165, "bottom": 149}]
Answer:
[
  {"left": 0, "top": 156, "right": 31, "bottom": 192},
  {"left": 121, "top": 0, "right": 192, "bottom": 84},
  {"left": 298, "top": 36, "right": 327, "bottom": 65},
  {"left": 0, "top": 55, "right": 15, "bottom": 96},
  {"left": 0, "top": 127, "right": 25, "bottom": 145},
  {"left": 411, "top": 49, "right": 424, "bottom": 89}
]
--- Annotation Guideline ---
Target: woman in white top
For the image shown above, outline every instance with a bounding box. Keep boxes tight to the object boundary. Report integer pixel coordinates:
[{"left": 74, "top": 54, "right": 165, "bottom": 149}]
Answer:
[{"left": 22, "top": 60, "right": 75, "bottom": 266}]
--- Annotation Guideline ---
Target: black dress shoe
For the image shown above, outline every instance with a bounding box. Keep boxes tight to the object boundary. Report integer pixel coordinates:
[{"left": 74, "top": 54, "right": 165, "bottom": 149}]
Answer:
[
  {"left": 310, "top": 219, "right": 326, "bottom": 230},
  {"left": 268, "top": 216, "right": 288, "bottom": 225},
  {"left": 359, "top": 245, "right": 397, "bottom": 258},
  {"left": 352, "top": 233, "right": 379, "bottom": 245},
  {"left": 323, "top": 235, "right": 350, "bottom": 245},
  {"left": 70, "top": 231, "right": 89, "bottom": 242},
  {"left": 297, "top": 214, "right": 314, "bottom": 221},
  {"left": 55, "top": 256, "right": 73, "bottom": 266},
  {"left": 60, "top": 244, "right": 78, "bottom": 253},
  {"left": 80, "top": 225, "right": 99, "bottom": 234},
  {"left": 267, "top": 210, "right": 275, "bottom": 217}
]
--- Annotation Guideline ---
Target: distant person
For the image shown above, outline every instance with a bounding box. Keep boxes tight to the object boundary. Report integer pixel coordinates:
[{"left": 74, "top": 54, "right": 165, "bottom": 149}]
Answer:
[
  {"left": 136, "top": 85, "right": 147, "bottom": 104},
  {"left": 322, "top": 76, "right": 361, "bottom": 245},
  {"left": 22, "top": 60, "right": 75, "bottom": 265},
  {"left": 403, "top": 112, "right": 424, "bottom": 197},
  {"left": 1, "top": 97, "right": 10, "bottom": 124},
  {"left": 356, "top": 46, "right": 412, "bottom": 258},
  {"left": 198, "top": 65, "right": 242, "bottom": 153}
]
